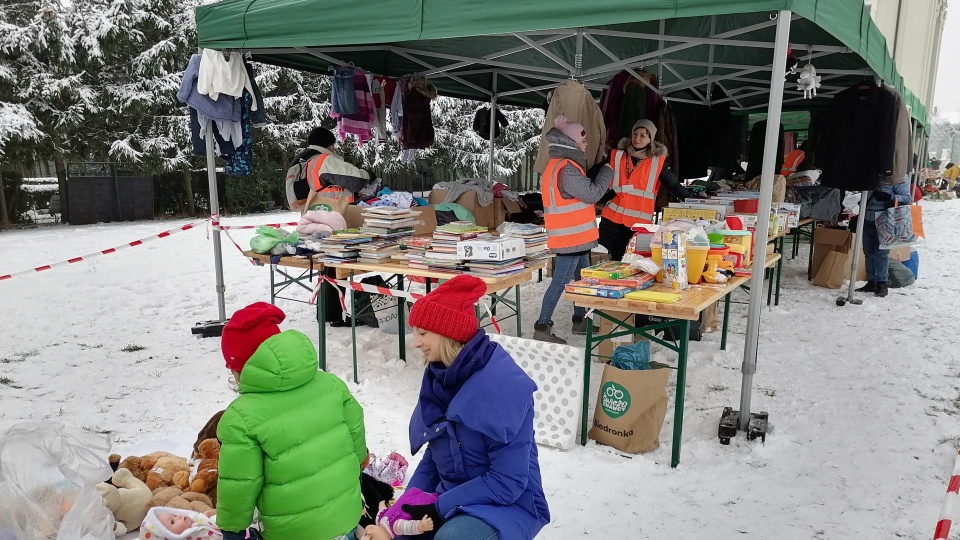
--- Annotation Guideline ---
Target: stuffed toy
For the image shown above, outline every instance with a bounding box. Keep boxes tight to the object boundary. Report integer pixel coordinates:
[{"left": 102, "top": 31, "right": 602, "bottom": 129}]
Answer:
[
  {"left": 796, "top": 63, "right": 822, "bottom": 99},
  {"left": 151, "top": 486, "right": 213, "bottom": 513},
  {"left": 96, "top": 468, "right": 153, "bottom": 536},
  {"left": 192, "top": 411, "right": 224, "bottom": 456},
  {"left": 111, "top": 452, "right": 191, "bottom": 492},
  {"left": 188, "top": 439, "right": 220, "bottom": 503}
]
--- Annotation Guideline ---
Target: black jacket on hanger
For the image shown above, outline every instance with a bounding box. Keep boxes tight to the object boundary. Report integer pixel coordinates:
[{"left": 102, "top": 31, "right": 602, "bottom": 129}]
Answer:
[
  {"left": 745, "top": 120, "right": 784, "bottom": 180},
  {"left": 472, "top": 107, "right": 509, "bottom": 140},
  {"left": 817, "top": 84, "right": 899, "bottom": 192}
]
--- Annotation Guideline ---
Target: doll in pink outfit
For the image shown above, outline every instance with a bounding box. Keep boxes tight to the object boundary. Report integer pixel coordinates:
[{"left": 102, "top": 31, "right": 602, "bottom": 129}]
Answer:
[{"left": 358, "top": 487, "right": 438, "bottom": 540}]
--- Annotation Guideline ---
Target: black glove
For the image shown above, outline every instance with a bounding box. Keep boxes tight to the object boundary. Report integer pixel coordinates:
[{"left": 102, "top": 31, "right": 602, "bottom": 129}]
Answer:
[
  {"left": 872, "top": 190, "right": 893, "bottom": 202},
  {"left": 402, "top": 503, "right": 445, "bottom": 529},
  {"left": 586, "top": 161, "right": 608, "bottom": 180}
]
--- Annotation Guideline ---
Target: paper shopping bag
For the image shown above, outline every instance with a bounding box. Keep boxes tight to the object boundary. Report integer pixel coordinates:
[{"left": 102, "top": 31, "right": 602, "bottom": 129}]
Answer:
[
  {"left": 911, "top": 204, "right": 925, "bottom": 239},
  {"left": 589, "top": 363, "right": 670, "bottom": 453},
  {"left": 876, "top": 203, "right": 917, "bottom": 249},
  {"left": 813, "top": 250, "right": 849, "bottom": 289}
]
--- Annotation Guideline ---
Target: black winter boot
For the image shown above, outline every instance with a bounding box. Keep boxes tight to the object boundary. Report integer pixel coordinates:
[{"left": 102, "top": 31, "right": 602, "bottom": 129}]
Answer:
[
  {"left": 875, "top": 282, "right": 889, "bottom": 297},
  {"left": 856, "top": 281, "right": 876, "bottom": 293},
  {"left": 534, "top": 321, "right": 567, "bottom": 344},
  {"left": 571, "top": 315, "right": 599, "bottom": 336}
]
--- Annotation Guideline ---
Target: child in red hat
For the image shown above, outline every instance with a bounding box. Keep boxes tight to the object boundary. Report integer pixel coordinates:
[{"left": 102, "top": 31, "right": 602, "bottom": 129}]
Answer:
[
  {"left": 215, "top": 302, "right": 368, "bottom": 540},
  {"left": 404, "top": 276, "right": 550, "bottom": 540}
]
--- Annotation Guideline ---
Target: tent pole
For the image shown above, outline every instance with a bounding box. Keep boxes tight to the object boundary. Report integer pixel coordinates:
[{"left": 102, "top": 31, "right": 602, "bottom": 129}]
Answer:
[
  {"left": 575, "top": 28, "right": 584, "bottom": 79},
  {"left": 488, "top": 71, "right": 498, "bottom": 182},
  {"left": 842, "top": 192, "right": 869, "bottom": 304},
  {"left": 737, "top": 9, "right": 791, "bottom": 433},
  {"left": 206, "top": 119, "right": 227, "bottom": 323}
]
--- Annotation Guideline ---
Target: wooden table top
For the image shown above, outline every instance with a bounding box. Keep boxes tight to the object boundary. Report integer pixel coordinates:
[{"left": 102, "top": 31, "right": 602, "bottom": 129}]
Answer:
[
  {"left": 563, "top": 253, "right": 780, "bottom": 321},
  {"left": 325, "top": 260, "right": 549, "bottom": 292}
]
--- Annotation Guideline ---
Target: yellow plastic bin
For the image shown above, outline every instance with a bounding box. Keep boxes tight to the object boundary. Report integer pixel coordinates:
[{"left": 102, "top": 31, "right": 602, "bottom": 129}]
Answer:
[
  {"left": 651, "top": 246, "right": 664, "bottom": 282},
  {"left": 686, "top": 246, "right": 710, "bottom": 284}
]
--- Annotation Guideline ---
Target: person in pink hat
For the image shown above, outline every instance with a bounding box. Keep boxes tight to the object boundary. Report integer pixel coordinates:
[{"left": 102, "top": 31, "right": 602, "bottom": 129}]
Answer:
[{"left": 402, "top": 275, "right": 550, "bottom": 540}]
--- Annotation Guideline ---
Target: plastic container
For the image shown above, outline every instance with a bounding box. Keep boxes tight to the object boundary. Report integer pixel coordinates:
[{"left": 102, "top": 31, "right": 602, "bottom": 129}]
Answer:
[
  {"left": 651, "top": 246, "right": 664, "bottom": 282},
  {"left": 904, "top": 249, "right": 919, "bottom": 279},
  {"left": 686, "top": 246, "right": 710, "bottom": 283}
]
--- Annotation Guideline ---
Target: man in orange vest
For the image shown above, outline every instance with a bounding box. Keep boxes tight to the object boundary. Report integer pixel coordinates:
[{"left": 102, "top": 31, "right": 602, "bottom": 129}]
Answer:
[
  {"left": 285, "top": 127, "right": 374, "bottom": 212},
  {"left": 599, "top": 119, "right": 690, "bottom": 261},
  {"left": 535, "top": 116, "right": 614, "bottom": 345},
  {"left": 780, "top": 144, "right": 806, "bottom": 177}
]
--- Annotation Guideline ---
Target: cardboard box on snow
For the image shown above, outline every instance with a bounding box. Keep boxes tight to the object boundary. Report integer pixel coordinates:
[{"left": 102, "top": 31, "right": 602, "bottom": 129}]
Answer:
[
  {"left": 811, "top": 228, "right": 853, "bottom": 289},
  {"left": 457, "top": 237, "right": 525, "bottom": 261},
  {"left": 428, "top": 189, "right": 505, "bottom": 229}
]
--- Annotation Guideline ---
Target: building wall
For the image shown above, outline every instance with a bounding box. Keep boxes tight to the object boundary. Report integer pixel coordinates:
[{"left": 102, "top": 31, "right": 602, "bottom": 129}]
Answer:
[{"left": 864, "top": 0, "right": 947, "bottom": 108}]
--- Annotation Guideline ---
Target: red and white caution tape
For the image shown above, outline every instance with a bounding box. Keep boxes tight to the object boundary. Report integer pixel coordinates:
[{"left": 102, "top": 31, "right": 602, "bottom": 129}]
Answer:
[
  {"left": 0, "top": 221, "right": 205, "bottom": 281},
  {"left": 218, "top": 221, "right": 298, "bottom": 230},
  {"left": 313, "top": 276, "right": 500, "bottom": 333},
  {"left": 934, "top": 450, "right": 960, "bottom": 539}
]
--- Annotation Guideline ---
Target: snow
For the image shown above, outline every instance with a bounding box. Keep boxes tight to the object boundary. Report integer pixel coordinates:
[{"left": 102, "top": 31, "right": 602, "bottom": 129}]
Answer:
[{"left": 0, "top": 203, "right": 958, "bottom": 538}]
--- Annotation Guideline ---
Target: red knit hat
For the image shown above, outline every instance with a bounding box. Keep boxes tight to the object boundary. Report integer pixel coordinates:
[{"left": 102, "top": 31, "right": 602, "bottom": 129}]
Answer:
[
  {"left": 408, "top": 275, "right": 487, "bottom": 343},
  {"left": 221, "top": 302, "right": 285, "bottom": 371}
]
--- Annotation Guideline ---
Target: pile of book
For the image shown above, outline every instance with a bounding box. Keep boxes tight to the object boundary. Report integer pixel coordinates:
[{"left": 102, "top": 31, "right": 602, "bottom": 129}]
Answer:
[
  {"left": 502, "top": 224, "right": 550, "bottom": 265},
  {"left": 396, "top": 236, "right": 432, "bottom": 265},
  {"left": 458, "top": 236, "right": 527, "bottom": 278},
  {"left": 464, "top": 258, "right": 526, "bottom": 277},
  {"left": 359, "top": 207, "right": 421, "bottom": 240},
  {"left": 564, "top": 274, "right": 655, "bottom": 299},
  {"left": 410, "top": 222, "right": 488, "bottom": 273},
  {"left": 316, "top": 229, "right": 374, "bottom": 263},
  {"left": 357, "top": 240, "right": 401, "bottom": 264}
]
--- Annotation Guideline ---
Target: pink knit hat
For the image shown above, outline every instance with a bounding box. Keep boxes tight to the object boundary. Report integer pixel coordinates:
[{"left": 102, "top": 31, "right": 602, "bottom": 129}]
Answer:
[{"left": 554, "top": 115, "right": 586, "bottom": 144}]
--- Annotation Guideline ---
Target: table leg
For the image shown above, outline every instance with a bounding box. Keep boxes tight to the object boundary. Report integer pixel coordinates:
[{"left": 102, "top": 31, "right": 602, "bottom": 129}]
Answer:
[
  {"left": 775, "top": 253, "right": 783, "bottom": 306},
  {"left": 807, "top": 224, "right": 816, "bottom": 280},
  {"left": 721, "top": 293, "right": 731, "bottom": 351},
  {"left": 317, "top": 273, "right": 327, "bottom": 371},
  {"left": 515, "top": 285, "right": 522, "bottom": 336},
  {"left": 349, "top": 272, "right": 359, "bottom": 384},
  {"left": 269, "top": 265, "right": 276, "bottom": 304},
  {"left": 671, "top": 320, "right": 690, "bottom": 468},
  {"left": 398, "top": 275, "right": 406, "bottom": 362},
  {"left": 538, "top": 268, "right": 543, "bottom": 283},
  {"left": 767, "top": 263, "right": 774, "bottom": 306},
  {"left": 580, "top": 316, "right": 593, "bottom": 446},
  {"left": 426, "top": 278, "right": 433, "bottom": 294},
  {"left": 792, "top": 228, "right": 799, "bottom": 259}
]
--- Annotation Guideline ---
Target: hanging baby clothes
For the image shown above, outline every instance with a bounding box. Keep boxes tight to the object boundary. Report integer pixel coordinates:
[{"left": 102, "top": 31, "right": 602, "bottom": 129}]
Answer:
[
  {"left": 224, "top": 91, "right": 254, "bottom": 176},
  {"left": 332, "top": 70, "right": 376, "bottom": 144},
  {"left": 534, "top": 79, "right": 606, "bottom": 173},
  {"left": 400, "top": 77, "right": 437, "bottom": 150},
  {"left": 369, "top": 75, "right": 388, "bottom": 140},
  {"left": 244, "top": 59, "right": 268, "bottom": 126},
  {"left": 330, "top": 66, "right": 359, "bottom": 115},
  {"left": 197, "top": 49, "right": 258, "bottom": 111},
  {"left": 389, "top": 77, "right": 406, "bottom": 140}
]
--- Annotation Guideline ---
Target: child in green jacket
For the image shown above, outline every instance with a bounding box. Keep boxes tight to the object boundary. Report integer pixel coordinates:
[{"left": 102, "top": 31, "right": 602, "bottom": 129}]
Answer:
[{"left": 216, "top": 302, "right": 367, "bottom": 540}]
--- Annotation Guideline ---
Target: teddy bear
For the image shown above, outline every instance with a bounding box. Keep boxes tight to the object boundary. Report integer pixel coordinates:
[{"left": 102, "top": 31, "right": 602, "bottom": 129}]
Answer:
[
  {"left": 110, "top": 451, "right": 191, "bottom": 492},
  {"left": 188, "top": 438, "right": 220, "bottom": 504},
  {"left": 151, "top": 486, "right": 214, "bottom": 513},
  {"left": 96, "top": 468, "right": 153, "bottom": 537}
]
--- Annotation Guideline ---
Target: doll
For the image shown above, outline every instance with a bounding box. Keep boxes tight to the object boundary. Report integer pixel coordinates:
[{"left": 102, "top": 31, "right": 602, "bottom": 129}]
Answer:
[
  {"left": 140, "top": 507, "right": 220, "bottom": 540},
  {"left": 357, "top": 488, "right": 438, "bottom": 540}
]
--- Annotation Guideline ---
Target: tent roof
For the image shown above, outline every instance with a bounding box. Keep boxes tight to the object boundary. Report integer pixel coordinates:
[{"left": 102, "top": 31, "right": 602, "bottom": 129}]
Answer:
[{"left": 195, "top": 0, "right": 929, "bottom": 128}]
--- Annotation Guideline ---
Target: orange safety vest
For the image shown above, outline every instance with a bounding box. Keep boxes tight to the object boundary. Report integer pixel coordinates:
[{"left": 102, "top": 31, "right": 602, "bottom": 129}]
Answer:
[
  {"left": 780, "top": 149, "right": 805, "bottom": 176},
  {"left": 307, "top": 153, "right": 355, "bottom": 202},
  {"left": 601, "top": 150, "right": 663, "bottom": 226},
  {"left": 541, "top": 158, "right": 599, "bottom": 251}
]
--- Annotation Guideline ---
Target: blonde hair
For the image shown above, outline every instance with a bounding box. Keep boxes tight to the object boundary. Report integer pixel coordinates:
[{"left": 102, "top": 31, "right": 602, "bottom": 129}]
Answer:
[{"left": 436, "top": 336, "right": 465, "bottom": 367}]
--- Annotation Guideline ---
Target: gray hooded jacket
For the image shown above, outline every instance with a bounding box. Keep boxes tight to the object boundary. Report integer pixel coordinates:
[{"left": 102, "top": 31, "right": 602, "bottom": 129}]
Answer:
[{"left": 544, "top": 128, "right": 615, "bottom": 254}]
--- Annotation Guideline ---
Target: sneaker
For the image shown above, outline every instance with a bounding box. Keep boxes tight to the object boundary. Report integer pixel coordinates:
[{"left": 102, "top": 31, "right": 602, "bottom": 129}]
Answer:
[
  {"left": 571, "top": 316, "right": 599, "bottom": 336},
  {"left": 875, "top": 282, "right": 889, "bottom": 298},
  {"left": 534, "top": 322, "right": 567, "bottom": 345},
  {"left": 856, "top": 281, "right": 876, "bottom": 293}
]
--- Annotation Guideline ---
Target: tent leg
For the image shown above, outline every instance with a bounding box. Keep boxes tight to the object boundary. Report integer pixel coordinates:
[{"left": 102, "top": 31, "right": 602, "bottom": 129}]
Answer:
[
  {"left": 838, "top": 191, "right": 870, "bottom": 306},
  {"left": 735, "top": 9, "right": 792, "bottom": 434},
  {"left": 488, "top": 72, "right": 498, "bottom": 182},
  {"left": 191, "top": 120, "right": 228, "bottom": 337}
]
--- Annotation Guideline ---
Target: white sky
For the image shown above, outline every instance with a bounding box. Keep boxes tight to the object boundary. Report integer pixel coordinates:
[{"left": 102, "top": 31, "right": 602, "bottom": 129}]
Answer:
[{"left": 933, "top": 1, "right": 959, "bottom": 114}]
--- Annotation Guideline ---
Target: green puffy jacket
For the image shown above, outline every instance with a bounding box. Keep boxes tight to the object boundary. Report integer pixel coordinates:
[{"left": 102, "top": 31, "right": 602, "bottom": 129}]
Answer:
[{"left": 216, "top": 330, "right": 366, "bottom": 540}]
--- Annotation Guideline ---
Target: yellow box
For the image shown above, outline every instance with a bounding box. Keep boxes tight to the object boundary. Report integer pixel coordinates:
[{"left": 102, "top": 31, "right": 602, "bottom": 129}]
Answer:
[
  {"left": 722, "top": 231, "right": 753, "bottom": 267},
  {"left": 662, "top": 207, "right": 720, "bottom": 222}
]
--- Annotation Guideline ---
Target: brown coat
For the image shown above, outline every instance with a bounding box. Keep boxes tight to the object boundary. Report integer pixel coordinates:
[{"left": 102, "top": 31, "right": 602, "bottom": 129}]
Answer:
[{"left": 535, "top": 80, "right": 607, "bottom": 174}]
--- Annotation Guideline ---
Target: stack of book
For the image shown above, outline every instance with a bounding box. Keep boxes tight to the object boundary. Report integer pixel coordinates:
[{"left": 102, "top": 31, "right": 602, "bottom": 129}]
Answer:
[
  {"left": 396, "top": 236, "right": 432, "bottom": 265},
  {"left": 412, "top": 222, "right": 488, "bottom": 273},
  {"left": 502, "top": 224, "right": 550, "bottom": 265},
  {"left": 464, "top": 258, "right": 526, "bottom": 277},
  {"left": 359, "top": 207, "right": 421, "bottom": 241},
  {"left": 357, "top": 240, "right": 401, "bottom": 265},
  {"left": 564, "top": 274, "right": 656, "bottom": 299},
  {"left": 316, "top": 229, "right": 374, "bottom": 263}
]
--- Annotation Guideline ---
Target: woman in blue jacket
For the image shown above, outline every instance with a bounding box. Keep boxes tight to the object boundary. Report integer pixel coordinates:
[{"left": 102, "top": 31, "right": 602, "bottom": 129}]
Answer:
[
  {"left": 857, "top": 177, "right": 914, "bottom": 298},
  {"left": 402, "top": 275, "right": 550, "bottom": 540}
]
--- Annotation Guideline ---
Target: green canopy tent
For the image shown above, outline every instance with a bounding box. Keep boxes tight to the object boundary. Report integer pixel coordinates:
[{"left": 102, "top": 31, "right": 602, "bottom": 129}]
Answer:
[{"left": 193, "top": 0, "right": 930, "bottom": 461}]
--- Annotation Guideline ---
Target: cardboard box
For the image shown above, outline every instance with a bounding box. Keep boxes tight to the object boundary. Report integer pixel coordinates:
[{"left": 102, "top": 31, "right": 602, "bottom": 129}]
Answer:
[
  {"left": 662, "top": 231, "right": 688, "bottom": 290},
  {"left": 662, "top": 207, "right": 720, "bottom": 222},
  {"left": 597, "top": 311, "right": 640, "bottom": 361},
  {"left": 457, "top": 237, "right": 525, "bottom": 261},
  {"left": 495, "top": 198, "right": 523, "bottom": 225},
  {"left": 344, "top": 205, "right": 438, "bottom": 236},
  {"left": 428, "top": 189, "right": 503, "bottom": 229},
  {"left": 811, "top": 228, "right": 853, "bottom": 289}
]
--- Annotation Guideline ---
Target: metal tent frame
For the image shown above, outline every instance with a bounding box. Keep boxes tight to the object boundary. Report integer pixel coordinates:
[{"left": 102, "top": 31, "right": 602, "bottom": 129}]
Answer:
[{"left": 197, "top": 8, "right": 915, "bottom": 441}]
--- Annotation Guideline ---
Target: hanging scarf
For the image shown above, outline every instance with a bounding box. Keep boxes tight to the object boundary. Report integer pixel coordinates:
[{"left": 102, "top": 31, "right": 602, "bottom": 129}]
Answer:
[{"left": 418, "top": 330, "right": 496, "bottom": 426}]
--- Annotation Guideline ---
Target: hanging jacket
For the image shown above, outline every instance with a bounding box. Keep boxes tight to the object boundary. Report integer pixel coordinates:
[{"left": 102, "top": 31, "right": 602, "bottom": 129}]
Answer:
[
  {"left": 745, "top": 120, "right": 784, "bottom": 181},
  {"left": 540, "top": 128, "right": 613, "bottom": 254},
  {"left": 408, "top": 331, "right": 550, "bottom": 540},
  {"left": 616, "top": 82, "right": 647, "bottom": 142},
  {"left": 197, "top": 49, "right": 258, "bottom": 111},
  {"left": 216, "top": 330, "right": 366, "bottom": 540},
  {"left": 400, "top": 87, "right": 435, "bottom": 149},
  {"left": 472, "top": 107, "right": 509, "bottom": 140},
  {"left": 178, "top": 54, "right": 241, "bottom": 122},
  {"left": 535, "top": 80, "right": 606, "bottom": 174}
]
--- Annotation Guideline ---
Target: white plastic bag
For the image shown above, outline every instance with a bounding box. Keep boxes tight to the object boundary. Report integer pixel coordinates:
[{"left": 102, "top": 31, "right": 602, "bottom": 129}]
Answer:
[{"left": 0, "top": 422, "right": 115, "bottom": 540}]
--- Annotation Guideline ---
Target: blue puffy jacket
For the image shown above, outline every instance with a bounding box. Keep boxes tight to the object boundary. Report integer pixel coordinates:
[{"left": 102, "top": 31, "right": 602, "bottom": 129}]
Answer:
[{"left": 408, "top": 333, "right": 550, "bottom": 539}]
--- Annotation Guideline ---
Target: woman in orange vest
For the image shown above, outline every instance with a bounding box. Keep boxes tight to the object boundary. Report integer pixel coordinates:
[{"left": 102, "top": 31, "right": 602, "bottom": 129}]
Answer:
[
  {"left": 535, "top": 116, "right": 614, "bottom": 345},
  {"left": 599, "top": 119, "right": 690, "bottom": 261}
]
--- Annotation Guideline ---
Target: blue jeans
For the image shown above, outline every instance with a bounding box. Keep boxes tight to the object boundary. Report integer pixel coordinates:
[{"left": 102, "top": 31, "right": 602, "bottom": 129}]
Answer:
[
  {"left": 331, "top": 66, "right": 358, "bottom": 115},
  {"left": 397, "top": 516, "right": 499, "bottom": 540},
  {"left": 538, "top": 252, "right": 589, "bottom": 325},
  {"left": 862, "top": 219, "right": 889, "bottom": 282}
]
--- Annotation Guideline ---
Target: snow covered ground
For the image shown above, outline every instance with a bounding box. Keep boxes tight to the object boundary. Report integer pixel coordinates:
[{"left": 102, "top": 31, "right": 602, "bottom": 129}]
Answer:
[{"left": 1, "top": 202, "right": 958, "bottom": 538}]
